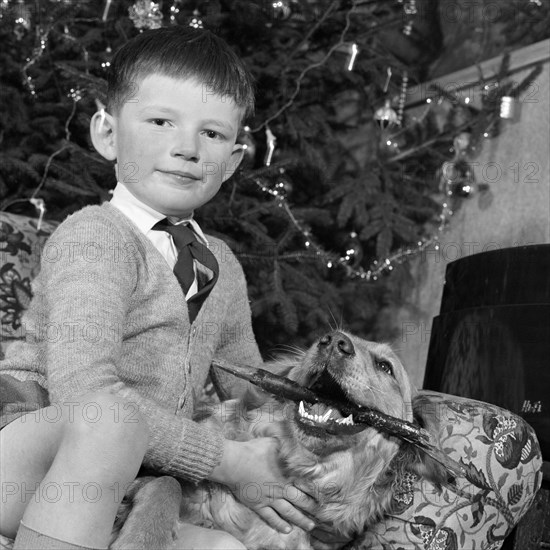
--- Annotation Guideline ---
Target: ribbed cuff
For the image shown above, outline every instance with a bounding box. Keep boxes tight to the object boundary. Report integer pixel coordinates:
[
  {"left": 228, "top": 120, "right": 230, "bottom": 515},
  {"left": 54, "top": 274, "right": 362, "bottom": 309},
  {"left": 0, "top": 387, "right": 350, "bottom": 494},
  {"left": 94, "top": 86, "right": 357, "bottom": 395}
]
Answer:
[
  {"left": 166, "top": 420, "right": 225, "bottom": 482},
  {"left": 146, "top": 416, "right": 224, "bottom": 483}
]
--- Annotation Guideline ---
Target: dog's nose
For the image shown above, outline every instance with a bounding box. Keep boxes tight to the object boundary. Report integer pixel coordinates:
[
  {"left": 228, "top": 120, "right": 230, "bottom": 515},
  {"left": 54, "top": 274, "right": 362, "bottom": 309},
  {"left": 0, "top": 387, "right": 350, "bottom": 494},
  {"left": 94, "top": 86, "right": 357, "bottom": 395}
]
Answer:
[{"left": 318, "top": 331, "right": 355, "bottom": 356}]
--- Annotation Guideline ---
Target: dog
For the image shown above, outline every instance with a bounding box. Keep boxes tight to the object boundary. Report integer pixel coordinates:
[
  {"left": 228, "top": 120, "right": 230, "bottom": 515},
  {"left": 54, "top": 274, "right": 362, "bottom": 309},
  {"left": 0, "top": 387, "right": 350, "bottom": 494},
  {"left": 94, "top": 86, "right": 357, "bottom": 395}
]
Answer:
[{"left": 111, "top": 330, "right": 449, "bottom": 549}]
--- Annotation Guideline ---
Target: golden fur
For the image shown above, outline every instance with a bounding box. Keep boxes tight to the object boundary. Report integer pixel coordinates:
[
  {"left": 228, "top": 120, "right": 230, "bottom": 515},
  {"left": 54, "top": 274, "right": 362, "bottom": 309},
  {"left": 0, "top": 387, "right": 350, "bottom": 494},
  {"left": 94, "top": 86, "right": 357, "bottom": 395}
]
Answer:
[{"left": 111, "top": 331, "right": 448, "bottom": 550}]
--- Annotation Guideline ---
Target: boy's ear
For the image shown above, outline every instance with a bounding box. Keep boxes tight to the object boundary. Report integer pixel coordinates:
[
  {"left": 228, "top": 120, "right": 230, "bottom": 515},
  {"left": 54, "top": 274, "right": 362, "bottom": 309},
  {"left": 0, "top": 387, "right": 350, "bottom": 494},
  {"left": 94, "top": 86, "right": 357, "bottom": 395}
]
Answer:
[
  {"left": 90, "top": 110, "right": 117, "bottom": 161},
  {"left": 222, "top": 143, "right": 245, "bottom": 182}
]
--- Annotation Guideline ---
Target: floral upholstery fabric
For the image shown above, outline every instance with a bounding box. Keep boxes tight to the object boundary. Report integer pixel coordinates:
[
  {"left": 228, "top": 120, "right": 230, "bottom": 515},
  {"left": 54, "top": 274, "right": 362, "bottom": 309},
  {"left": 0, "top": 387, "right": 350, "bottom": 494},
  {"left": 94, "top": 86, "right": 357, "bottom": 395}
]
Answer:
[
  {"left": 0, "top": 212, "right": 58, "bottom": 357},
  {"left": 0, "top": 213, "right": 543, "bottom": 550},
  {"left": 355, "top": 391, "right": 542, "bottom": 550}
]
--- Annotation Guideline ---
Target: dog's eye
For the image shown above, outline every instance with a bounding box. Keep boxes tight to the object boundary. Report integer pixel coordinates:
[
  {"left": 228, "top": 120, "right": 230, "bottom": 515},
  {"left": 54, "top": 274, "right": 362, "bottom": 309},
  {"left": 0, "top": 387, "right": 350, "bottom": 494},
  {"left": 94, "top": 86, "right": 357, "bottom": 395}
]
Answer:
[{"left": 375, "top": 360, "right": 393, "bottom": 376}]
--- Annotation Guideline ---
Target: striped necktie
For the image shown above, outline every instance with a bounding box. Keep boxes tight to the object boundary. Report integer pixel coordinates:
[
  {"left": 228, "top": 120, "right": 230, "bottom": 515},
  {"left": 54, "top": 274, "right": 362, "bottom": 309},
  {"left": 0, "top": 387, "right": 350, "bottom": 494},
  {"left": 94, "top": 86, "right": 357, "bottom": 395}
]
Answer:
[{"left": 153, "top": 220, "right": 219, "bottom": 322}]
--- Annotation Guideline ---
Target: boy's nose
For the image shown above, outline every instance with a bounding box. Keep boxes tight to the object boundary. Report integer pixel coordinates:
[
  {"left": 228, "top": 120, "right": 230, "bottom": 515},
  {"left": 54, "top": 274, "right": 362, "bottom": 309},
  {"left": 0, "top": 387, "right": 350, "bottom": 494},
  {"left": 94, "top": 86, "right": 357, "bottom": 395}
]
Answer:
[{"left": 171, "top": 133, "right": 200, "bottom": 162}]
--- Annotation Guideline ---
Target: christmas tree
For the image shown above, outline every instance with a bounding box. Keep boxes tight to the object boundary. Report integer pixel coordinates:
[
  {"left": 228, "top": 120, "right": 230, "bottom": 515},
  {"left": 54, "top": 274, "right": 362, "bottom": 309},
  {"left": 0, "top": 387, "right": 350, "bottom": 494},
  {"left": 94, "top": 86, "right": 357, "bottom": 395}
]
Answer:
[{"left": 0, "top": 0, "right": 547, "bottom": 354}]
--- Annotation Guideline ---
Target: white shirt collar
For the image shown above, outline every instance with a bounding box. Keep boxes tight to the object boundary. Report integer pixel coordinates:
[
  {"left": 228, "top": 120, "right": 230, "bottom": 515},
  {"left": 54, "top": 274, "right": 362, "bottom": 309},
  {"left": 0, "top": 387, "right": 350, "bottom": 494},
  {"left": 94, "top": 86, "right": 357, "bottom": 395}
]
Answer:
[{"left": 109, "top": 182, "right": 208, "bottom": 244}]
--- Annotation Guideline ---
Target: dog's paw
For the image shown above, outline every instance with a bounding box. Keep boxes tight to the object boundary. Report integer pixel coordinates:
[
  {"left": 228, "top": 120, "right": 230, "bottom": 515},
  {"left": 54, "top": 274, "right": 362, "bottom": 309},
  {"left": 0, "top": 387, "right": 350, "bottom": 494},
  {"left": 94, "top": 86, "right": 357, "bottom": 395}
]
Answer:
[{"left": 110, "top": 476, "right": 182, "bottom": 550}]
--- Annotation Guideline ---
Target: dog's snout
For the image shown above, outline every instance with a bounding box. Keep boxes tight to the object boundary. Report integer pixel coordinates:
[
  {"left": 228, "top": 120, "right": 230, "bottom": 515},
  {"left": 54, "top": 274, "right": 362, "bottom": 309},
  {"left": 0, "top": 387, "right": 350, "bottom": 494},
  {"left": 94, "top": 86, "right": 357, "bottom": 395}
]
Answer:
[{"left": 318, "top": 331, "right": 355, "bottom": 356}]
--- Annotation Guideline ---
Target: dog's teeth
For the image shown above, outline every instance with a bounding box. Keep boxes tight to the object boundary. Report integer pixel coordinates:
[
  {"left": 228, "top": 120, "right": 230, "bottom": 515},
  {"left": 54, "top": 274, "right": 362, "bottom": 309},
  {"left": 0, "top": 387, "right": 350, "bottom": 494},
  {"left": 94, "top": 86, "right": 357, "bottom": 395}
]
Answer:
[
  {"left": 297, "top": 401, "right": 343, "bottom": 425},
  {"left": 334, "top": 414, "right": 355, "bottom": 426}
]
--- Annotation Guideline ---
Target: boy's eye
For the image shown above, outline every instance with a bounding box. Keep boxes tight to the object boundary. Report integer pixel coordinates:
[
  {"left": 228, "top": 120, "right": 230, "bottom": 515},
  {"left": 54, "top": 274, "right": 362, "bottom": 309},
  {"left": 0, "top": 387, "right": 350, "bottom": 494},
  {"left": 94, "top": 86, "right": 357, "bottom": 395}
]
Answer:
[
  {"left": 150, "top": 119, "right": 169, "bottom": 126},
  {"left": 204, "top": 130, "right": 224, "bottom": 140}
]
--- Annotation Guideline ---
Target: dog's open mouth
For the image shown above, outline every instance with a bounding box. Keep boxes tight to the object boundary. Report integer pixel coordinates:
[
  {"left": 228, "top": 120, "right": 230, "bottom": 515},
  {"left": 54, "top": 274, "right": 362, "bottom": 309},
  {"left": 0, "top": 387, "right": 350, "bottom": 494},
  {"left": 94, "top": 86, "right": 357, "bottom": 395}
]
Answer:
[
  {"left": 294, "top": 368, "right": 368, "bottom": 436},
  {"left": 296, "top": 401, "right": 367, "bottom": 435}
]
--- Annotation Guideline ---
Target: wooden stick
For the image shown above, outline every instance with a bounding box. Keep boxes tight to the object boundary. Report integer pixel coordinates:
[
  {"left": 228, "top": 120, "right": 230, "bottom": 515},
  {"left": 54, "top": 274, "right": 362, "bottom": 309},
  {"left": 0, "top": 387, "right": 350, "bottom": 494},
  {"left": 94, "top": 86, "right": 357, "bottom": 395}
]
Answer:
[{"left": 212, "top": 359, "right": 466, "bottom": 478}]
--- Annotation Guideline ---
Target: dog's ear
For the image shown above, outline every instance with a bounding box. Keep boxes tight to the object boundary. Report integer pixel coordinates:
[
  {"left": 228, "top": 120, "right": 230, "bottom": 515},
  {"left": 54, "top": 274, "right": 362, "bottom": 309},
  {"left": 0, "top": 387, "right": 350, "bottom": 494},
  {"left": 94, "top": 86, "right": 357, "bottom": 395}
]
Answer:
[
  {"left": 399, "top": 398, "right": 456, "bottom": 488},
  {"left": 390, "top": 393, "right": 455, "bottom": 489}
]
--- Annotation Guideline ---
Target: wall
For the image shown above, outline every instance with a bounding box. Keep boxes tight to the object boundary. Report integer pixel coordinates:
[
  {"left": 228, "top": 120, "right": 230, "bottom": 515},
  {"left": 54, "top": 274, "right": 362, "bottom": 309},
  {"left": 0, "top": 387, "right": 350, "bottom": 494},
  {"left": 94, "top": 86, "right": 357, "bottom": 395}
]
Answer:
[{"left": 391, "top": 40, "right": 550, "bottom": 389}]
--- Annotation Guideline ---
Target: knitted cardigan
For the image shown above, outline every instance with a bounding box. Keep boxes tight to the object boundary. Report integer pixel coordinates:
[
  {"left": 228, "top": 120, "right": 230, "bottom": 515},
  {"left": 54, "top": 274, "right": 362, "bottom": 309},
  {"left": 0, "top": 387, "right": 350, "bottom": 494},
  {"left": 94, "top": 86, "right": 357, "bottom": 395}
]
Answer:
[{"left": 0, "top": 203, "right": 263, "bottom": 482}]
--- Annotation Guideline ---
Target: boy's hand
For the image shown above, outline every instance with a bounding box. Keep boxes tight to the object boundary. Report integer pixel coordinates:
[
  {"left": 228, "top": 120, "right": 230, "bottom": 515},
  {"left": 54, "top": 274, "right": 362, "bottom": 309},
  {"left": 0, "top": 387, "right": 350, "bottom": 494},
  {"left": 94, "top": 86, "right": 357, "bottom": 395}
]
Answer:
[{"left": 212, "top": 438, "right": 317, "bottom": 534}]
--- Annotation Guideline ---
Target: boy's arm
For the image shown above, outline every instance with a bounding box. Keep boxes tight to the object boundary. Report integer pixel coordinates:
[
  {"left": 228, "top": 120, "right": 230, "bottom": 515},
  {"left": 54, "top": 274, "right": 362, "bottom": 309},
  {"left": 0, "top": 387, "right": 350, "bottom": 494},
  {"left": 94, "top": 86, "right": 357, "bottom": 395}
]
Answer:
[{"left": 35, "top": 213, "right": 223, "bottom": 483}]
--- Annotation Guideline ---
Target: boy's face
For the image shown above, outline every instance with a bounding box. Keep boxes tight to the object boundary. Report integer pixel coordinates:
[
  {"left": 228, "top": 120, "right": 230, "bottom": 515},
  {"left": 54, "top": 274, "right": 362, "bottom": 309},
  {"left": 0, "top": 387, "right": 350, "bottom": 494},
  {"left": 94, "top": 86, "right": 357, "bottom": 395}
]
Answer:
[{"left": 108, "top": 74, "right": 244, "bottom": 218}]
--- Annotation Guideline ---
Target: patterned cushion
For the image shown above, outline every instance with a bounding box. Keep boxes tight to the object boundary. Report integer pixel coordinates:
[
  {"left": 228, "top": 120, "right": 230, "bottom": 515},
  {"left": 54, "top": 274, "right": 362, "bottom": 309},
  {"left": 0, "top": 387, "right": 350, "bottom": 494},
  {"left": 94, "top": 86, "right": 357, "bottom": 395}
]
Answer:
[
  {"left": 356, "top": 391, "right": 543, "bottom": 550},
  {"left": 0, "top": 212, "right": 58, "bottom": 357}
]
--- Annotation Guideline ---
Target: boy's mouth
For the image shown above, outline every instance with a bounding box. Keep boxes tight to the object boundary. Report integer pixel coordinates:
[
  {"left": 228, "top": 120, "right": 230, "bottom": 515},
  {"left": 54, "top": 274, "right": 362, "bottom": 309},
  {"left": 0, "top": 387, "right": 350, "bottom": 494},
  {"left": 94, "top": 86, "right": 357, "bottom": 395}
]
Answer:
[{"left": 160, "top": 170, "right": 201, "bottom": 182}]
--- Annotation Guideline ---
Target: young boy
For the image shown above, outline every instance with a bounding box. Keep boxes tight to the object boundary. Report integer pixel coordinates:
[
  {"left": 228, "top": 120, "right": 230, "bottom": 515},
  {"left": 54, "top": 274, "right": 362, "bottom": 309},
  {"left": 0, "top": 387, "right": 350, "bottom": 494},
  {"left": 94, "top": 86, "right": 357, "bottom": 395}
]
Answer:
[{"left": 0, "top": 27, "right": 316, "bottom": 550}]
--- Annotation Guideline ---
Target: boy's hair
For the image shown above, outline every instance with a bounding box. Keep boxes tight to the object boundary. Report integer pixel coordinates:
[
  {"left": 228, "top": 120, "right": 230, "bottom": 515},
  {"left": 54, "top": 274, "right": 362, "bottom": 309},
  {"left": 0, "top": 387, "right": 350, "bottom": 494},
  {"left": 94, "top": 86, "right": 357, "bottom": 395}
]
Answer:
[{"left": 106, "top": 26, "right": 255, "bottom": 120}]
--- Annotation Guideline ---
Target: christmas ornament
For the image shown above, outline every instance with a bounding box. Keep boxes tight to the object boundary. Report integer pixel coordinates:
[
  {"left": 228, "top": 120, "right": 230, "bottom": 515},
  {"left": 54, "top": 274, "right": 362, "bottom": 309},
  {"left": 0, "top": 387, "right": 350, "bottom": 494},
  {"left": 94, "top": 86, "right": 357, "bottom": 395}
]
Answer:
[
  {"left": 128, "top": 0, "right": 163, "bottom": 30},
  {"left": 347, "top": 43, "right": 358, "bottom": 71},
  {"left": 271, "top": 1, "right": 291, "bottom": 20},
  {"left": 374, "top": 99, "right": 398, "bottom": 129},
  {"left": 453, "top": 131, "right": 471, "bottom": 154},
  {"left": 102, "top": 0, "right": 112, "bottom": 21},
  {"left": 440, "top": 133, "right": 476, "bottom": 198},
  {"left": 14, "top": 0, "right": 31, "bottom": 39},
  {"left": 440, "top": 159, "right": 476, "bottom": 197},
  {"left": 499, "top": 96, "right": 516, "bottom": 119},
  {"left": 375, "top": 67, "right": 398, "bottom": 129},
  {"left": 238, "top": 126, "right": 256, "bottom": 167},
  {"left": 29, "top": 198, "right": 46, "bottom": 231},
  {"left": 264, "top": 127, "right": 277, "bottom": 166},
  {"left": 482, "top": 81, "right": 500, "bottom": 106}
]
